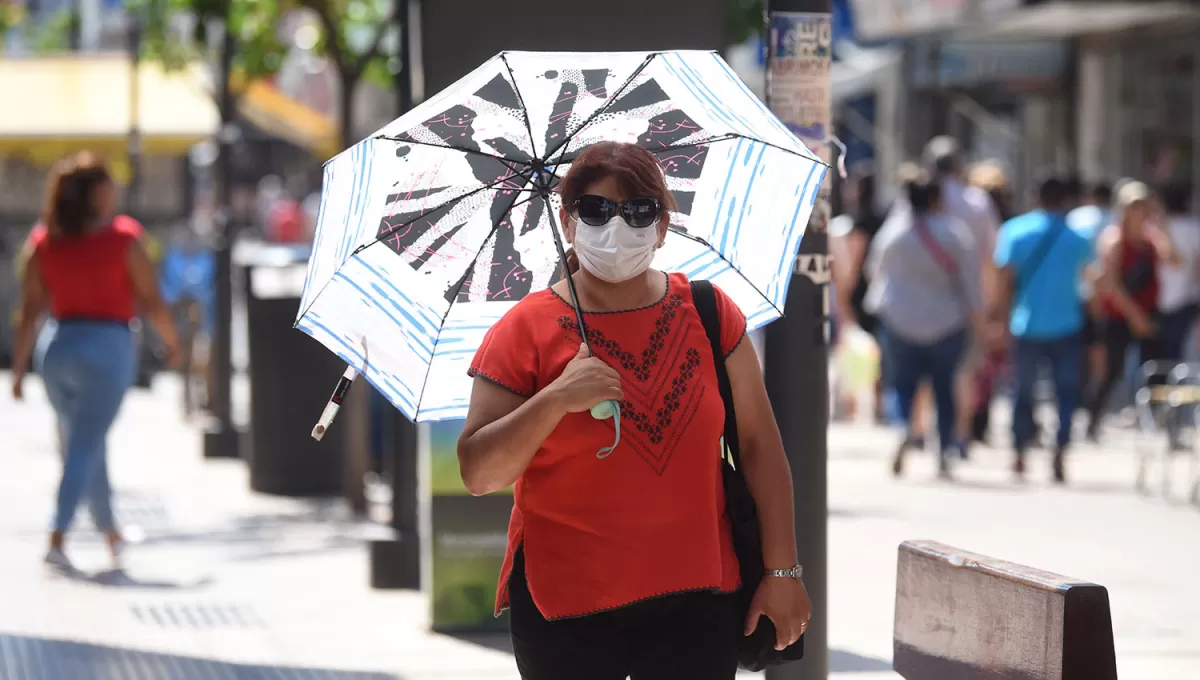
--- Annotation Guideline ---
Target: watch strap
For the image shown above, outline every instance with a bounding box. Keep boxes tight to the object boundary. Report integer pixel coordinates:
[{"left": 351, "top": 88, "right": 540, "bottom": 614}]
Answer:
[{"left": 765, "top": 565, "right": 803, "bottom": 580}]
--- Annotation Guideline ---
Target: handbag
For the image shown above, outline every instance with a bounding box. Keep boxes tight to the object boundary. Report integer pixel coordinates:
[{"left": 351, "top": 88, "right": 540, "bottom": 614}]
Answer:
[{"left": 690, "top": 279, "right": 805, "bottom": 672}]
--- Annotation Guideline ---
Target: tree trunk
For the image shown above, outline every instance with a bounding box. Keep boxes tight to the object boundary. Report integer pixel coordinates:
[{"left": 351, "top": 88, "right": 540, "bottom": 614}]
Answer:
[
  {"left": 335, "top": 68, "right": 370, "bottom": 515},
  {"left": 338, "top": 74, "right": 358, "bottom": 151},
  {"left": 202, "top": 19, "right": 242, "bottom": 459}
]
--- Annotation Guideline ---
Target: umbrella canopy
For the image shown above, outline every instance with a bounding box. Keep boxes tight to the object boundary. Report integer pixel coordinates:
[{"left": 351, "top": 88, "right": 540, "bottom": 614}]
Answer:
[{"left": 297, "top": 50, "right": 826, "bottom": 422}]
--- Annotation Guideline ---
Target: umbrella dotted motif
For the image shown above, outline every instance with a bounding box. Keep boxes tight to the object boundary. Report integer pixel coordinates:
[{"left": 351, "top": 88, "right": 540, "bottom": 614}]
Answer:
[{"left": 298, "top": 51, "right": 826, "bottom": 422}]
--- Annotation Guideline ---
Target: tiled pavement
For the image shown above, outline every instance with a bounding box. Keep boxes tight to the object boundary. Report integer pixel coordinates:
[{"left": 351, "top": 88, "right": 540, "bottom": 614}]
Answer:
[{"left": 2, "top": 373, "right": 1199, "bottom": 679}]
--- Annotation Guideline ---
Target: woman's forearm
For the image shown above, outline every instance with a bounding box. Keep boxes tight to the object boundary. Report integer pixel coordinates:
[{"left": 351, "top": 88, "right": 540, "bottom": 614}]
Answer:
[
  {"left": 740, "top": 441, "right": 798, "bottom": 570},
  {"left": 1097, "top": 270, "right": 1148, "bottom": 325},
  {"left": 458, "top": 386, "right": 567, "bottom": 496},
  {"left": 143, "top": 299, "right": 180, "bottom": 351},
  {"left": 11, "top": 310, "right": 39, "bottom": 377}
]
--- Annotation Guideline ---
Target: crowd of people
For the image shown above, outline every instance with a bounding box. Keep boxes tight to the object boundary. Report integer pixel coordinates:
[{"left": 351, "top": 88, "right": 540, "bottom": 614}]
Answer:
[{"left": 832, "top": 136, "right": 1200, "bottom": 484}]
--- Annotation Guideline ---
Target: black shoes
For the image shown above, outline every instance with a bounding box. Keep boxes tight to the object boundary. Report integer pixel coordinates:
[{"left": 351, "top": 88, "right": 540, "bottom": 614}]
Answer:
[
  {"left": 1011, "top": 445, "right": 1065, "bottom": 484},
  {"left": 1052, "top": 445, "right": 1066, "bottom": 484}
]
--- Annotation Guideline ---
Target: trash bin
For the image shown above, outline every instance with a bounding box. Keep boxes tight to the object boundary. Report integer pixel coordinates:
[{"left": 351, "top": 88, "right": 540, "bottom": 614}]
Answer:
[{"left": 238, "top": 243, "right": 343, "bottom": 496}]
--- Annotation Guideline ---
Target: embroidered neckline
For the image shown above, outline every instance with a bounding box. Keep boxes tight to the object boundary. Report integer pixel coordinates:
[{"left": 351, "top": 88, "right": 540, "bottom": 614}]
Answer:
[{"left": 548, "top": 270, "right": 671, "bottom": 315}]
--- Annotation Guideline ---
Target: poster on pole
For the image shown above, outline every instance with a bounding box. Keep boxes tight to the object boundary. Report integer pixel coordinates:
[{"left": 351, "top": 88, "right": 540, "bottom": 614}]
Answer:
[
  {"left": 768, "top": 12, "right": 832, "bottom": 163},
  {"left": 768, "top": 10, "right": 833, "bottom": 292},
  {"left": 421, "top": 419, "right": 513, "bottom": 632}
]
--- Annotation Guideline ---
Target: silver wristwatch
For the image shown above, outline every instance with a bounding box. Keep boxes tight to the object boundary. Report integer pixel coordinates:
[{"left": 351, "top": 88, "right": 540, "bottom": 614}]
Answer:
[{"left": 765, "top": 565, "right": 804, "bottom": 580}]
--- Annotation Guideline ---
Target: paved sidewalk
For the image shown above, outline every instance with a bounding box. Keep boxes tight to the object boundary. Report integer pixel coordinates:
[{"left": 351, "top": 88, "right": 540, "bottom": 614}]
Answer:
[
  {"left": 1, "top": 372, "right": 1198, "bottom": 678},
  {"left": 827, "top": 412, "right": 1200, "bottom": 679}
]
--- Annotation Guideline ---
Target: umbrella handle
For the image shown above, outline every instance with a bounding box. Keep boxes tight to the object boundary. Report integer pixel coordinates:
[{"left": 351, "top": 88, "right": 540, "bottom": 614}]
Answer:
[
  {"left": 590, "top": 399, "right": 621, "bottom": 459},
  {"left": 312, "top": 365, "right": 358, "bottom": 441},
  {"left": 590, "top": 400, "right": 617, "bottom": 420}
]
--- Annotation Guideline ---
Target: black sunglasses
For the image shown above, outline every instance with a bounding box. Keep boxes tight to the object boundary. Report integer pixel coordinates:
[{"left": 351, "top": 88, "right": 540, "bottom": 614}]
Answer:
[{"left": 573, "top": 195, "right": 661, "bottom": 229}]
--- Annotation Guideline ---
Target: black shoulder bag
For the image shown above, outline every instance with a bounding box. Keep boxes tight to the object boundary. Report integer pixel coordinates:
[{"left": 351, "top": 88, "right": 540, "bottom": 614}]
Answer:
[{"left": 690, "top": 279, "right": 804, "bottom": 672}]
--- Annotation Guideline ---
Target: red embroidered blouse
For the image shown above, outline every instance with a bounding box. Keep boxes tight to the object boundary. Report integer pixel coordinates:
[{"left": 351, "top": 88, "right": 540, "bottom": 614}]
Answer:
[{"left": 468, "top": 272, "right": 747, "bottom": 620}]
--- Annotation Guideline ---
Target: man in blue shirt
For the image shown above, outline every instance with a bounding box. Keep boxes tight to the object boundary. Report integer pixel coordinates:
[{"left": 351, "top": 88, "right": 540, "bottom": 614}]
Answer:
[
  {"left": 1066, "top": 181, "right": 1114, "bottom": 245},
  {"left": 994, "top": 176, "right": 1096, "bottom": 483}
]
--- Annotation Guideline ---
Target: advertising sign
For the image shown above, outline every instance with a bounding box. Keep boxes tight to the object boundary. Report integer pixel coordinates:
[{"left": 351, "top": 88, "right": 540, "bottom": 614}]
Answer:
[
  {"left": 422, "top": 419, "right": 513, "bottom": 632},
  {"left": 768, "top": 12, "right": 833, "bottom": 157},
  {"left": 768, "top": 10, "right": 833, "bottom": 283}
]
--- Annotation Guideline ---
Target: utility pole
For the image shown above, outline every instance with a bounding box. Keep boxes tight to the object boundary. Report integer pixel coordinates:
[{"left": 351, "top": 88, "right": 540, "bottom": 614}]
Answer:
[
  {"left": 763, "top": 1, "right": 832, "bottom": 679},
  {"left": 203, "top": 16, "right": 242, "bottom": 459},
  {"left": 370, "top": 0, "right": 420, "bottom": 589},
  {"left": 126, "top": 9, "right": 142, "bottom": 217}
]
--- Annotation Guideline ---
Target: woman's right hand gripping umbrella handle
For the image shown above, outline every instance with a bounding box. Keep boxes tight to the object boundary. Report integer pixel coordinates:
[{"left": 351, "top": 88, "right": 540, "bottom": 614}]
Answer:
[{"left": 556, "top": 344, "right": 623, "bottom": 458}]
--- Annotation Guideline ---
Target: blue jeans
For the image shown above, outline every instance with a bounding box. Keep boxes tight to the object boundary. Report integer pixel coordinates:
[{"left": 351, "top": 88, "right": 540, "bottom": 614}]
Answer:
[
  {"left": 1013, "top": 333, "right": 1083, "bottom": 451},
  {"left": 881, "top": 326, "right": 966, "bottom": 453},
  {"left": 35, "top": 320, "right": 135, "bottom": 533}
]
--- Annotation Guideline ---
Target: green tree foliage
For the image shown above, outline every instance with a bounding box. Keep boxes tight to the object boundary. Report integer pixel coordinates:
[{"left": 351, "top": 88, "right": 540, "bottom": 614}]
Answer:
[
  {"left": 729, "top": 0, "right": 766, "bottom": 45},
  {"left": 0, "top": 2, "right": 80, "bottom": 53},
  {"left": 291, "top": 0, "right": 401, "bottom": 148},
  {"left": 134, "top": 0, "right": 400, "bottom": 149},
  {"left": 132, "top": 0, "right": 289, "bottom": 87}
]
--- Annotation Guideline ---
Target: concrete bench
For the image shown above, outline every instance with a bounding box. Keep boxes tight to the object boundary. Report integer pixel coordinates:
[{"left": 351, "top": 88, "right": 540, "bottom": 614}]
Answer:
[{"left": 893, "top": 540, "right": 1117, "bottom": 680}]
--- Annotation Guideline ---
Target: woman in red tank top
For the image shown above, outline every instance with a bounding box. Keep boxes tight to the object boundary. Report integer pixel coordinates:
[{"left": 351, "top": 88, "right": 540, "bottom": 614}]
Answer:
[
  {"left": 9, "top": 151, "right": 180, "bottom": 571},
  {"left": 1085, "top": 181, "right": 1180, "bottom": 439},
  {"left": 457, "top": 143, "right": 811, "bottom": 679}
]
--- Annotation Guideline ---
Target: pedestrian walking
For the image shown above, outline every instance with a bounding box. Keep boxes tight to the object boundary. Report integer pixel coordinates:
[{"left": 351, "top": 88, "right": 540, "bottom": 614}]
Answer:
[
  {"left": 1085, "top": 181, "right": 1180, "bottom": 440},
  {"left": 994, "top": 176, "right": 1094, "bottom": 483},
  {"left": 1156, "top": 181, "right": 1199, "bottom": 364},
  {"left": 866, "top": 166, "right": 985, "bottom": 478},
  {"left": 966, "top": 160, "right": 1016, "bottom": 443},
  {"left": 458, "top": 143, "right": 812, "bottom": 679},
  {"left": 1069, "top": 181, "right": 1115, "bottom": 406},
  {"left": 9, "top": 151, "right": 181, "bottom": 571},
  {"left": 831, "top": 165, "right": 887, "bottom": 422},
  {"left": 1155, "top": 181, "right": 1200, "bottom": 449},
  {"left": 923, "top": 137, "right": 1003, "bottom": 457}
]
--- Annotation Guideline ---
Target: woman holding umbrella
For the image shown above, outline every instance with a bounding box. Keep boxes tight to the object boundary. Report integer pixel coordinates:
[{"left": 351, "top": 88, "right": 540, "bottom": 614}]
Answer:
[{"left": 457, "top": 142, "right": 812, "bottom": 678}]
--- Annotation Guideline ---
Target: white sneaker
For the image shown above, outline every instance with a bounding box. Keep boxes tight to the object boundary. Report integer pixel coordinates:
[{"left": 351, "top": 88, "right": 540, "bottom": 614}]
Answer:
[
  {"left": 109, "top": 539, "right": 126, "bottom": 570},
  {"left": 44, "top": 547, "right": 74, "bottom": 572}
]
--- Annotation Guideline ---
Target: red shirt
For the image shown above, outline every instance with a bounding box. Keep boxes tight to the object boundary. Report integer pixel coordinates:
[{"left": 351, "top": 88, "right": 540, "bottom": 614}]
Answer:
[
  {"left": 1101, "top": 239, "right": 1159, "bottom": 320},
  {"left": 469, "top": 272, "right": 746, "bottom": 620},
  {"left": 31, "top": 215, "right": 143, "bottom": 322}
]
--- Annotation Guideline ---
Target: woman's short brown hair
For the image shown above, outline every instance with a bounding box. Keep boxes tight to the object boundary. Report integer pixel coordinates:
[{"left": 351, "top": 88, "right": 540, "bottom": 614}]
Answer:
[
  {"left": 43, "top": 150, "right": 113, "bottom": 239},
  {"left": 559, "top": 142, "right": 677, "bottom": 215}
]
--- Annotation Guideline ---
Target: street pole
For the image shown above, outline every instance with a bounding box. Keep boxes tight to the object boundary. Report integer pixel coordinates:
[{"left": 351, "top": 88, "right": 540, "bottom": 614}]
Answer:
[
  {"left": 203, "top": 20, "right": 242, "bottom": 459},
  {"left": 763, "top": 2, "right": 832, "bottom": 679},
  {"left": 369, "top": 0, "right": 421, "bottom": 589},
  {"left": 126, "top": 10, "right": 142, "bottom": 217}
]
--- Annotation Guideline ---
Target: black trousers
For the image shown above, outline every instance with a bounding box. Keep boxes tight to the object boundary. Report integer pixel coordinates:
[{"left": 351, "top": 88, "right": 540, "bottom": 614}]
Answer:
[
  {"left": 508, "top": 549, "right": 740, "bottom": 680},
  {"left": 1086, "top": 317, "right": 1161, "bottom": 429}
]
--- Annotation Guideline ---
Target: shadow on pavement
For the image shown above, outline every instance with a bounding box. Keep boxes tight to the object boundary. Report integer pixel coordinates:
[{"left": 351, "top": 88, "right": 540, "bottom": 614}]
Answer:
[
  {"left": 0, "top": 633, "right": 401, "bottom": 679},
  {"left": 75, "top": 569, "right": 214, "bottom": 590},
  {"left": 830, "top": 648, "right": 893, "bottom": 672},
  {"left": 444, "top": 631, "right": 892, "bottom": 674}
]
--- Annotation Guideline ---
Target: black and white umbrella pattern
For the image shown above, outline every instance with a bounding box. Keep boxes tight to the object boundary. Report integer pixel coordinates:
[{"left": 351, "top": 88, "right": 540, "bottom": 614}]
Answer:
[{"left": 297, "top": 50, "right": 827, "bottom": 423}]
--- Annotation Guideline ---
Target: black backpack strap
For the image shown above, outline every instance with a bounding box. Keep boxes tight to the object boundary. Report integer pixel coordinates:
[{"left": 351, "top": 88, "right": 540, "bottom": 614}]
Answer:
[{"left": 690, "top": 279, "right": 742, "bottom": 470}]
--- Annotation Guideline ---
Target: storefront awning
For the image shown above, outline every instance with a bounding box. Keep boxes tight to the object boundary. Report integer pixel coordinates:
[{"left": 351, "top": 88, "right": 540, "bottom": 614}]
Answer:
[
  {"left": 0, "top": 56, "right": 338, "bottom": 183},
  {"left": 958, "top": 1, "right": 1200, "bottom": 40},
  {"left": 0, "top": 55, "right": 217, "bottom": 160},
  {"left": 233, "top": 78, "right": 340, "bottom": 161}
]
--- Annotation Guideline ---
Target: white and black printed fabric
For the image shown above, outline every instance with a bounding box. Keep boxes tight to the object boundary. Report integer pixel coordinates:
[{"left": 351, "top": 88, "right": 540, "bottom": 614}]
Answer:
[{"left": 297, "top": 50, "right": 826, "bottom": 422}]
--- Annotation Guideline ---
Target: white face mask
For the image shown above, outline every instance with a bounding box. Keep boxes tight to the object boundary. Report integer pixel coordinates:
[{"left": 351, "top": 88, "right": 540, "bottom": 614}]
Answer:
[{"left": 571, "top": 215, "right": 658, "bottom": 283}]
